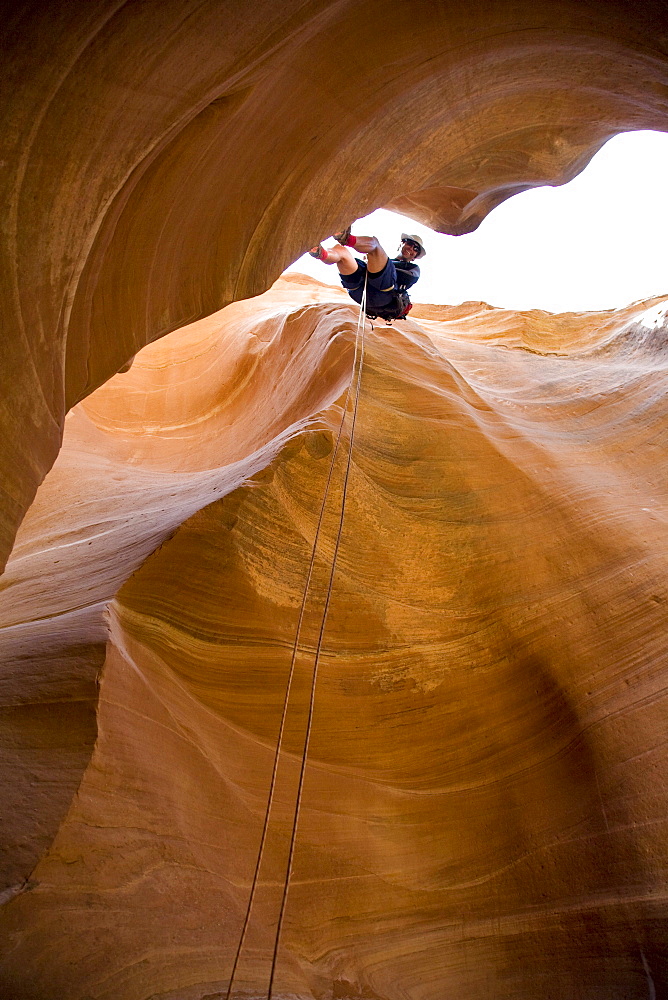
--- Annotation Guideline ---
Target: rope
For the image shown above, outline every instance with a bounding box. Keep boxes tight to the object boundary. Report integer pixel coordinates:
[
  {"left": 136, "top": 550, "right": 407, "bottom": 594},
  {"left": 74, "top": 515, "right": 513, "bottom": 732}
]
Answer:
[
  {"left": 267, "top": 272, "right": 367, "bottom": 1000},
  {"left": 225, "top": 271, "right": 368, "bottom": 1000}
]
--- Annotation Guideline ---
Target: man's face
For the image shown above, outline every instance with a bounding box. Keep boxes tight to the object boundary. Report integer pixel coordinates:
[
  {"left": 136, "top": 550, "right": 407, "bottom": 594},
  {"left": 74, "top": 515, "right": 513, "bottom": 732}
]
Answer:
[{"left": 400, "top": 240, "right": 419, "bottom": 261}]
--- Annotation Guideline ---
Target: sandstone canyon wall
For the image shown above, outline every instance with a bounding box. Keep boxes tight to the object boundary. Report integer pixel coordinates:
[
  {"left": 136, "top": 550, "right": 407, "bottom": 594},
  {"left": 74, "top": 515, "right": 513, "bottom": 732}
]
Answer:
[
  {"left": 2, "top": 276, "right": 668, "bottom": 998},
  {"left": 2, "top": 2, "right": 668, "bottom": 998},
  {"left": 3, "top": 0, "right": 668, "bottom": 568}
]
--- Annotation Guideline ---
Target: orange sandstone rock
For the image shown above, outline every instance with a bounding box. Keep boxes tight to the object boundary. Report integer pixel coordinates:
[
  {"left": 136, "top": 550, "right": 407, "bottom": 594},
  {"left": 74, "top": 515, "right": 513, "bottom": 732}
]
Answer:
[
  {"left": 3, "top": 1, "right": 668, "bottom": 566},
  {"left": 0, "top": 276, "right": 355, "bottom": 899},
  {"left": 1, "top": 278, "right": 667, "bottom": 998}
]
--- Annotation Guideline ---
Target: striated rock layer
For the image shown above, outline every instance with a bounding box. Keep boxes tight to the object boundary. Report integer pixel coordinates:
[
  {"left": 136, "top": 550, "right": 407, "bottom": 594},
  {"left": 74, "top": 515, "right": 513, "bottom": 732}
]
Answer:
[
  {"left": 3, "top": 0, "right": 668, "bottom": 568},
  {"left": 1, "top": 277, "right": 667, "bottom": 998},
  {"left": 0, "top": 276, "right": 354, "bottom": 898}
]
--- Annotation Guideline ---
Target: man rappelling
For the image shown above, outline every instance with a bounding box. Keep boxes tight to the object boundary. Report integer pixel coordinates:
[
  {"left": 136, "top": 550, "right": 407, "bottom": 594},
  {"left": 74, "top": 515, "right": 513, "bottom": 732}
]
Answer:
[{"left": 309, "top": 227, "right": 426, "bottom": 321}]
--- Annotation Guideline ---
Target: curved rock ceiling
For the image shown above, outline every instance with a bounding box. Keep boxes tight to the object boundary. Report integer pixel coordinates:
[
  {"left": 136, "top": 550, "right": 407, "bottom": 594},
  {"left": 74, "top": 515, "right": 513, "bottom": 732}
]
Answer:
[
  {"left": 3, "top": 0, "right": 668, "bottom": 568},
  {"left": 2, "top": 2, "right": 668, "bottom": 998}
]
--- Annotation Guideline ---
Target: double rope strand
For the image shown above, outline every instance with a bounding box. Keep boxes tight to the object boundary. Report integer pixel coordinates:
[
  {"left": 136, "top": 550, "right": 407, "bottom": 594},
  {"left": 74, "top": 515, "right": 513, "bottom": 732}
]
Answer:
[
  {"left": 267, "top": 275, "right": 367, "bottom": 1000},
  {"left": 225, "top": 272, "right": 368, "bottom": 1000}
]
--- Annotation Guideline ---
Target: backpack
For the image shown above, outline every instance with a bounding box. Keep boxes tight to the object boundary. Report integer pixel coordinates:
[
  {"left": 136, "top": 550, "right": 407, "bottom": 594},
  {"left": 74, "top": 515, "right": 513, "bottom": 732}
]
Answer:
[{"left": 365, "top": 288, "right": 413, "bottom": 322}]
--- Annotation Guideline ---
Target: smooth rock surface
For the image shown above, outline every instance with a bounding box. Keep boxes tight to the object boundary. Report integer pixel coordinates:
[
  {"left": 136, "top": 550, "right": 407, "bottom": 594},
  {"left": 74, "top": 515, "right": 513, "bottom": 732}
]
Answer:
[
  {"left": 1, "top": 277, "right": 667, "bottom": 998},
  {"left": 0, "top": 275, "right": 354, "bottom": 898},
  {"left": 3, "top": 1, "right": 668, "bottom": 567},
  {"left": 4, "top": 4, "right": 668, "bottom": 995}
]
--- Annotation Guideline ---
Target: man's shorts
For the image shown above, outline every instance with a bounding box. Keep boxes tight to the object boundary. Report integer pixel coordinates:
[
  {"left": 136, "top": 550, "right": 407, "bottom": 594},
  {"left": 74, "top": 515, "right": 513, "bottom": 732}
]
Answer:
[{"left": 339, "top": 258, "right": 397, "bottom": 309}]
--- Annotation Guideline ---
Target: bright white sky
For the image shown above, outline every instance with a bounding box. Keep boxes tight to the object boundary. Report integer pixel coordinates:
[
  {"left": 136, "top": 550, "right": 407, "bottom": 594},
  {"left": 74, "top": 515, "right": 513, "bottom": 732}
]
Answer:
[{"left": 286, "top": 130, "right": 668, "bottom": 313}]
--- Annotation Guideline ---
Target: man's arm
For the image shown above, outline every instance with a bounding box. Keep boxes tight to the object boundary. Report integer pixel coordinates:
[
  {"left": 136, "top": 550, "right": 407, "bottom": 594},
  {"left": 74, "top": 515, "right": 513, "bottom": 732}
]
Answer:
[{"left": 395, "top": 260, "right": 420, "bottom": 289}]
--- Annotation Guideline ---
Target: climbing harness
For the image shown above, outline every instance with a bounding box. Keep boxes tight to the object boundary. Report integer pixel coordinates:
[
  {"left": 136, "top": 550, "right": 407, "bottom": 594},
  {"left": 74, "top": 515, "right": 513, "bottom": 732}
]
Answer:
[
  {"left": 365, "top": 287, "right": 412, "bottom": 322},
  {"left": 225, "top": 272, "right": 368, "bottom": 1000}
]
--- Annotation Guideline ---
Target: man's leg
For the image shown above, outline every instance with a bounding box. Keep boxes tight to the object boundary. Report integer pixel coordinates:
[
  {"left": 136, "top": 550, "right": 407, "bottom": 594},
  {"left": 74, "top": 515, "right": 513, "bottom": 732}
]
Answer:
[
  {"left": 311, "top": 234, "right": 389, "bottom": 274},
  {"left": 346, "top": 236, "right": 389, "bottom": 274},
  {"left": 311, "top": 231, "right": 397, "bottom": 312},
  {"left": 310, "top": 243, "right": 359, "bottom": 275}
]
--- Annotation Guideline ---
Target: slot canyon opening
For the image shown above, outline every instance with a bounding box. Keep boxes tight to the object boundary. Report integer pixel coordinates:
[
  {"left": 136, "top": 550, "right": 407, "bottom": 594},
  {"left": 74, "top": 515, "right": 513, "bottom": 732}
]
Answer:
[
  {"left": 286, "top": 130, "right": 668, "bottom": 314},
  {"left": 3, "top": 4, "right": 668, "bottom": 999}
]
